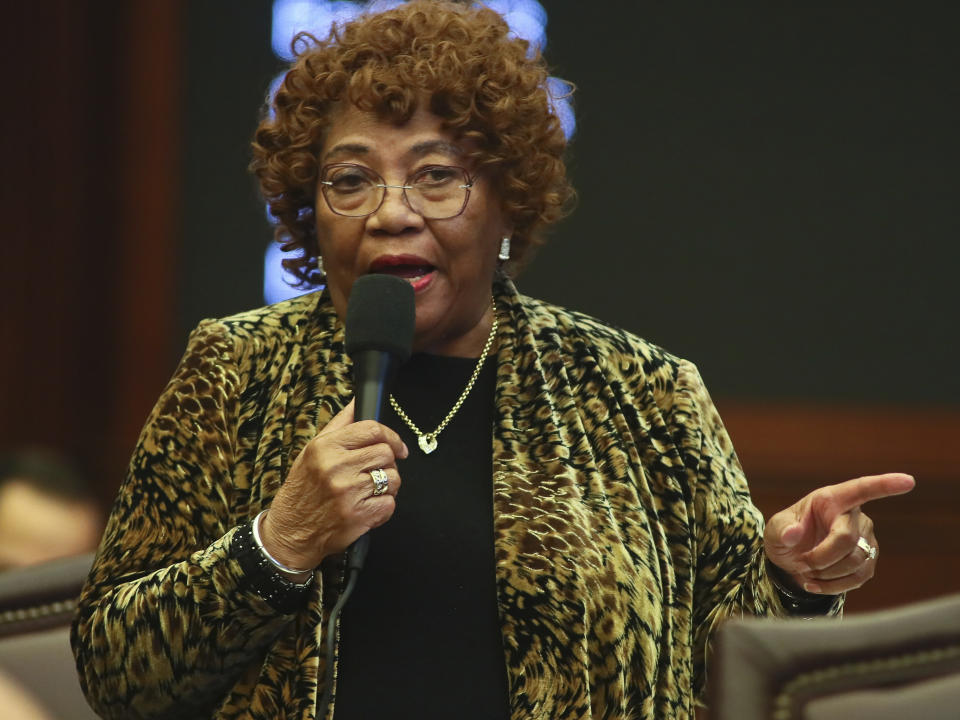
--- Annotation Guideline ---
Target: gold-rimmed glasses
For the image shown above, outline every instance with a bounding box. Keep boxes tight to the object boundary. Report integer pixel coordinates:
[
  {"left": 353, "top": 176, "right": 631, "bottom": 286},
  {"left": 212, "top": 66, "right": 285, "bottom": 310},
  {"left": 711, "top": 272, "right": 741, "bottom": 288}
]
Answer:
[{"left": 319, "top": 163, "right": 474, "bottom": 219}]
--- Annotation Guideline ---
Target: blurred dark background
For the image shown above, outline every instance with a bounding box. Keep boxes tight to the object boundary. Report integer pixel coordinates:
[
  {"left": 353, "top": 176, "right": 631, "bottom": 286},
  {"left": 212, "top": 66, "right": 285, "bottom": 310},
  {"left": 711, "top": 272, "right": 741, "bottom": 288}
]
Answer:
[{"left": 2, "top": 1, "right": 957, "bottom": 611}]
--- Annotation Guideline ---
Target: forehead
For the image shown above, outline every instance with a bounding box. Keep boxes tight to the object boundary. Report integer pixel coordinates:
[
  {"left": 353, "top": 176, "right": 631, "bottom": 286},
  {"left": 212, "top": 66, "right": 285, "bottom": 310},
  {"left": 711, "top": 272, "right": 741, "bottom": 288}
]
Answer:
[{"left": 320, "top": 103, "right": 465, "bottom": 164}]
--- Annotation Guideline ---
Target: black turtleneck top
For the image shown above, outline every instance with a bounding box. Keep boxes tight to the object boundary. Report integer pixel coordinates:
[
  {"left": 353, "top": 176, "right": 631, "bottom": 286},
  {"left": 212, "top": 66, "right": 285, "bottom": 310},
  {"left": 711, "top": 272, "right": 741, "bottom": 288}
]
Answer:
[{"left": 333, "top": 352, "right": 509, "bottom": 718}]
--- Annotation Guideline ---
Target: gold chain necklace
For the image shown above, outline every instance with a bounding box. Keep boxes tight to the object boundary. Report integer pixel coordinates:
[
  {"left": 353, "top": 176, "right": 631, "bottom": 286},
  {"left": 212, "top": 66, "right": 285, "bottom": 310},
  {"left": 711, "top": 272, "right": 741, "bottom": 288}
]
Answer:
[{"left": 389, "top": 298, "right": 498, "bottom": 454}]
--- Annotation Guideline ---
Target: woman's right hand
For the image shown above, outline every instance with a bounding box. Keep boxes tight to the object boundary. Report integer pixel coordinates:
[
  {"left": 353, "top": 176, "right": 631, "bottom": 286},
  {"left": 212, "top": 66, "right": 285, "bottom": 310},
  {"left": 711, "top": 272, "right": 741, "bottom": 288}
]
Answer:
[{"left": 257, "top": 400, "right": 408, "bottom": 573}]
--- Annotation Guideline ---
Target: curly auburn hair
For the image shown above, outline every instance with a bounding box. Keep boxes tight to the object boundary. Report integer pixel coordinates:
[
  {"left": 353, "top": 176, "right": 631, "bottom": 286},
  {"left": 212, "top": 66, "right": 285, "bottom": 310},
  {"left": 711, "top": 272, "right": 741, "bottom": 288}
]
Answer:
[{"left": 250, "top": 0, "right": 575, "bottom": 286}]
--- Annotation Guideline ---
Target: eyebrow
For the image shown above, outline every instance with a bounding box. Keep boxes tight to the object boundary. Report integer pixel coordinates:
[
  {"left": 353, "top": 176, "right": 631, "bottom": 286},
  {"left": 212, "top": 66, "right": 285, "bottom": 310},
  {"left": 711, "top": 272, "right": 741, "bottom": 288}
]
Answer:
[
  {"left": 408, "top": 140, "right": 463, "bottom": 158},
  {"left": 323, "top": 143, "right": 369, "bottom": 162},
  {"left": 322, "top": 139, "right": 464, "bottom": 163}
]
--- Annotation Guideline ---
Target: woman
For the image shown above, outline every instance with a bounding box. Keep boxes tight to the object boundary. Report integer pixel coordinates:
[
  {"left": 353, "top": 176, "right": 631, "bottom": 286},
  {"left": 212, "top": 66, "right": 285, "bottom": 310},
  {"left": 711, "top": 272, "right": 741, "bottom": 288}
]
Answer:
[{"left": 71, "top": 2, "right": 913, "bottom": 719}]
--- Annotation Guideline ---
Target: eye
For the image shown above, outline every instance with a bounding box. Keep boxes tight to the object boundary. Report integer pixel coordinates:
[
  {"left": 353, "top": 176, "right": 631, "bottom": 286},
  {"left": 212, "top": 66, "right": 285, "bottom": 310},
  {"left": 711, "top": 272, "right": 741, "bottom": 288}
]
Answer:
[
  {"left": 411, "top": 165, "right": 461, "bottom": 187},
  {"left": 324, "top": 166, "right": 376, "bottom": 193}
]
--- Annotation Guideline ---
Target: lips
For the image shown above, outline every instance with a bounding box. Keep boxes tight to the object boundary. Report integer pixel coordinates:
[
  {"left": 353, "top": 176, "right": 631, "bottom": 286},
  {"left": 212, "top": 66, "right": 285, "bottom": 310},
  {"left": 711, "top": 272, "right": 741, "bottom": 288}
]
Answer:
[
  {"left": 376, "top": 264, "right": 433, "bottom": 278},
  {"left": 368, "top": 255, "right": 436, "bottom": 283}
]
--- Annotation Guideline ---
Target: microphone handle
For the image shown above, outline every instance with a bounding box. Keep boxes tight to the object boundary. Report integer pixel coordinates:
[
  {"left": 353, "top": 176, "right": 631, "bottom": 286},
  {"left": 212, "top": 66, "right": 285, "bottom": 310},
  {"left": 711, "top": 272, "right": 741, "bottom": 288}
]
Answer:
[
  {"left": 352, "top": 350, "right": 396, "bottom": 422},
  {"left": 348, "top": 534, "right": 370, "bottom": 570},
  {"left": 348, "top": 349, "right": 398, "bottom": 571}
]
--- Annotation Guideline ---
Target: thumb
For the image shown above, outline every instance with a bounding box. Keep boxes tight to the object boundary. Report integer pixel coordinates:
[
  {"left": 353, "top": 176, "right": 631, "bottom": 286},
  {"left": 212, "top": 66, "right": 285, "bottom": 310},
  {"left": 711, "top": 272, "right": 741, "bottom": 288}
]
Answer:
[
  {"left": 779, "top": 522, "right": 803, "bottom": 548},
  {"left": 765, "top": 507, "right": 807, "bottom": 553},
  {"left": 319, "top": 399, "right": 356, "bottom": 434}
]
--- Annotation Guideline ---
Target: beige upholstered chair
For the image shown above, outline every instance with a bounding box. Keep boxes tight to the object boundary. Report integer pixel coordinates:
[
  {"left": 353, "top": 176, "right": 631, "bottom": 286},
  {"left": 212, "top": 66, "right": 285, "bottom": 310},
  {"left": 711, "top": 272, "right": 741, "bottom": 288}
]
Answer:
[
  {"left": 709, "top": 593, "right": 960, "bottom": 720},
  {"left": 0, "top": 553, "right": 100, "bottom": 720}
]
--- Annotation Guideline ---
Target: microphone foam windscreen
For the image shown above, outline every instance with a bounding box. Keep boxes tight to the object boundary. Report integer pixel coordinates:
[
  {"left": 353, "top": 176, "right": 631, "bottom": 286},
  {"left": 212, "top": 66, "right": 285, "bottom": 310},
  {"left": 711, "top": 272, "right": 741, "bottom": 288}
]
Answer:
[{"left": 344, "top": 274, "right": 416, "bottom": 361}]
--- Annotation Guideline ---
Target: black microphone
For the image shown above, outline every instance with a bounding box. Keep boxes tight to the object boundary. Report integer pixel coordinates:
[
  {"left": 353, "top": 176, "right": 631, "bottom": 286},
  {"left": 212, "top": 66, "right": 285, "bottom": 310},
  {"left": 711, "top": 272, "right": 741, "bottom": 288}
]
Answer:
[
  {"left": 320, "top": 274, "right": 414, "bottom": 715},
  {"left": 343, "top": 273, "right": 415, "bottom": 569},
  {"left": 345, "top": 273, "right": 416, "bottom": 423}
]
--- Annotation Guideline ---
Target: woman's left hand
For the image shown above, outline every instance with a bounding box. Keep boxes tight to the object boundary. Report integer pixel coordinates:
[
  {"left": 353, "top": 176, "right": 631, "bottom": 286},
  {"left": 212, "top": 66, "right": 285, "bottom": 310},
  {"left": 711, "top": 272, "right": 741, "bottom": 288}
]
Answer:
[{"left": 763, "top": 473, "right": 915, "bottom": 595}]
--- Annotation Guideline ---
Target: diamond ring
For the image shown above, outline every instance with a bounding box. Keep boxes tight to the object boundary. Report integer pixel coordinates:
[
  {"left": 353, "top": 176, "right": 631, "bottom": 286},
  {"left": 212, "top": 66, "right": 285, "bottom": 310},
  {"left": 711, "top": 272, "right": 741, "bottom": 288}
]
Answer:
[
  {"left": 370, "top": 468, "right": 389, "bottom": 496},
  {"left": 856, "top": 536, "right": 878, "bottom": 561}
]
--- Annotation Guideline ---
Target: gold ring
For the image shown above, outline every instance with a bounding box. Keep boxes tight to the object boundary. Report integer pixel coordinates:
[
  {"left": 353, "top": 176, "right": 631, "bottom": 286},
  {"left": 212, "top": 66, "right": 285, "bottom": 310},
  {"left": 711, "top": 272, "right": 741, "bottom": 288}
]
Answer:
[{"left": 370, "top": 468, "right": 389, "bottom": 496}]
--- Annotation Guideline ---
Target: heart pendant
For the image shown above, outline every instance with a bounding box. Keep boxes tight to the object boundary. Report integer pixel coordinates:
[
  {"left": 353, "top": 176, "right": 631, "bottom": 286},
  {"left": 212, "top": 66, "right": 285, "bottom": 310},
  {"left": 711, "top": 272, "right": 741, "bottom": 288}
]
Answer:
[{"left": 418, "top": 435, "right": 438, "bottom": 454}]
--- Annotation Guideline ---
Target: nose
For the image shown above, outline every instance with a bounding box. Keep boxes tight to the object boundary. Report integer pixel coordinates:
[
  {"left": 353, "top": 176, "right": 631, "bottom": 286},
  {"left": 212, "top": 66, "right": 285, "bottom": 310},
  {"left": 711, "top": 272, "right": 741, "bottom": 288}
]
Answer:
[{"left": 366, "top": 184, "right": 423, "bottom": 234}]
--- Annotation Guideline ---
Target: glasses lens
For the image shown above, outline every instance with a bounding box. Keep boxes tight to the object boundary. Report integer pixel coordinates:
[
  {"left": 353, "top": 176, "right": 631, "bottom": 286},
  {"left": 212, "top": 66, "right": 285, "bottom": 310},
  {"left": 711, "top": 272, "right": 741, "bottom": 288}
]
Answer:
[
  {"left": 322, "top": 165, "right": 380, "bottom": 216},
  {"left": 407, "top": 166, "right": 469, "bottom": 219}
]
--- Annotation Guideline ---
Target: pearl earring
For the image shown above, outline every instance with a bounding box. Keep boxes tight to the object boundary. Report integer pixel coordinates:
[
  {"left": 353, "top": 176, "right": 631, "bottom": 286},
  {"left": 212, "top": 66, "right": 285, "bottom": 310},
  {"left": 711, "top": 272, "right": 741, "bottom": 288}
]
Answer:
[
  {"left": 316, "top": 255, "right": 325, "bottom": 278},
  {"left": 498, "top": 236, "right": 511, "bottom": 261}
]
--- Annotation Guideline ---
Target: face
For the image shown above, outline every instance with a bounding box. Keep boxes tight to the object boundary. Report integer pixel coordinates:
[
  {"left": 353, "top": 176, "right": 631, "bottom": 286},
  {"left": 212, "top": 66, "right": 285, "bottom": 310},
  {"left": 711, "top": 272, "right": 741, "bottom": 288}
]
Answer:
[{"left": 314, "top": 103, "right": 511, "bottom": 356}]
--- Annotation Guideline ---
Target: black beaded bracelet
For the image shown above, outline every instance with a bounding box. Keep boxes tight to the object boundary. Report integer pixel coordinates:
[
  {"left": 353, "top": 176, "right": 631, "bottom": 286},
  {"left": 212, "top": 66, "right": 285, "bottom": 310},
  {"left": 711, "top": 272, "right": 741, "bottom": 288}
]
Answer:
[
  {"left": 233, "top": 518, "right": 314, "bottom": 614},
  {"left": 766, "top": 560, "right": 841, "bottom": 617}
]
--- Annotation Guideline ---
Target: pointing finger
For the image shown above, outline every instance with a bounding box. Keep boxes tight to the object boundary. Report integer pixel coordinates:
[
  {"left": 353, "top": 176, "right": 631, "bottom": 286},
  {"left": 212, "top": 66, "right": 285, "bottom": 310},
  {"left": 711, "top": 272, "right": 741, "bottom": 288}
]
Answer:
[{"left": 826, "top": 473, "right": 915, "bottom": 513}]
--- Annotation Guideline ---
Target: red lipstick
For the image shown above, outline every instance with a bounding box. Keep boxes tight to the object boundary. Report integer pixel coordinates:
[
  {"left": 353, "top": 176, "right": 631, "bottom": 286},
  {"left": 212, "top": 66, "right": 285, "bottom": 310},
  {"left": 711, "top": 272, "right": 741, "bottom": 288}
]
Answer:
[{"left": 368, "top": 254, "right": 436, "bottom": 292}]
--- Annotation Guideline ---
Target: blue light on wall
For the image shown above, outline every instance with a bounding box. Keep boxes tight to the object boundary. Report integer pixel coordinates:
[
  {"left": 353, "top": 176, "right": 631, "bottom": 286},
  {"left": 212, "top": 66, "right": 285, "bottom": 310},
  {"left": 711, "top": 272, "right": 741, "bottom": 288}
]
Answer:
[
  {"left": 547, "top": 76, "right": 576, "bottom": 141},
  {"left": 272, "top": 0, "right": 406, "bottom": 60},
  {"left": 271, "top": 0, "right": 551, "bottom": 60},
  {"left": 264, "top": 0, "right": 573, "bottom": 304},
  {"left": 482, "top": 0, "right": 547, "bottom": 55},
  {"left": 264, "top": 241, "right": 320, "bottom": 304}
]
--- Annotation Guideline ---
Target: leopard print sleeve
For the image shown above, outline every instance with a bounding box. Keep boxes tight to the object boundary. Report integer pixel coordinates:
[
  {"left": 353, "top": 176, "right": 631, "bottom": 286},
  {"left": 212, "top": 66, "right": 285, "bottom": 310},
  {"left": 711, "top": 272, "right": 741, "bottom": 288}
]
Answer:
[
  {"left": 672, "top": 360, "right": 842, "bottom": 700},
  {"left": 70, "top": 319, "right": 298, "bottom": 720}
]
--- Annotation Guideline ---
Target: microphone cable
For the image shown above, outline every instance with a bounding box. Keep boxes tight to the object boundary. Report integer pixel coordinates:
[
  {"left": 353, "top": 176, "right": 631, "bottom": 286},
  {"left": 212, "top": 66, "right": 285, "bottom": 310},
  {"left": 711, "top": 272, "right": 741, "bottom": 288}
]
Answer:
[{"left": 318, "top": 534, "right": 370, "bottom": 717}]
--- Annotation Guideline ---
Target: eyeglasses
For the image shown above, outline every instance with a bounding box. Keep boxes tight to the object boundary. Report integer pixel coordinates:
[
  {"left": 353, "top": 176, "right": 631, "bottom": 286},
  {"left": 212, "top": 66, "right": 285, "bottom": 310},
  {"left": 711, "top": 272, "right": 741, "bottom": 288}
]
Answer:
[{"left": 319, "top": 163, "right": 474, "bottom": 219}]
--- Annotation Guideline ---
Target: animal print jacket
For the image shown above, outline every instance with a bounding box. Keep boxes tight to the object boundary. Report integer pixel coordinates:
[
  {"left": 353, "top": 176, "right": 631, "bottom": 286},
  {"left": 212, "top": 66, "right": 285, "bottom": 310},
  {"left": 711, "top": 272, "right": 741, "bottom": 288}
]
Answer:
[{"left": 72, "top": 278, "right": 838, "bottom": 720}]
